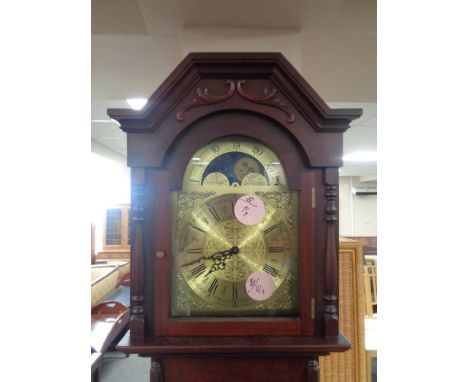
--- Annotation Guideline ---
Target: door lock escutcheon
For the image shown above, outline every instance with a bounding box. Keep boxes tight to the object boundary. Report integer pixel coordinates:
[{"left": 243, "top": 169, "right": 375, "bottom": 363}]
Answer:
[{"left": 155, "top": 250, "right": 165, "bottom": 259}]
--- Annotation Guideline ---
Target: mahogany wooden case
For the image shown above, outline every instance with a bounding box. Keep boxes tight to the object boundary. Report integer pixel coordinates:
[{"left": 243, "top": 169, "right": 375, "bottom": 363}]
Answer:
[{"left": 109, "top": 52, "right": 362, "bottom": 381}]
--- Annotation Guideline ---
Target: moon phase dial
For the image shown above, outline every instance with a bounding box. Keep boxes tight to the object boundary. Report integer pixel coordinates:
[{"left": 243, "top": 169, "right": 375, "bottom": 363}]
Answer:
[{"left": 182, "top": 136, "right": 288, "bottom": 191}]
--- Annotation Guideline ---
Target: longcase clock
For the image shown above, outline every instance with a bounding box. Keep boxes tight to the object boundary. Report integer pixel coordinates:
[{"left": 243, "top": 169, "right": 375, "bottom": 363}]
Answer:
[{"left": 108, "top": 53, "right": 362, "bottom": 382}]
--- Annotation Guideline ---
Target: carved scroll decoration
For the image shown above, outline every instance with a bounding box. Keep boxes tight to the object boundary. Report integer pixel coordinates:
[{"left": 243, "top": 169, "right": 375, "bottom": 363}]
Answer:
[
  {"left": 176, "top": 80, "right": 295, "bottom": 123},
  {"left": 236, "top": 80, "right": 295, "bottom": 123},
  {"left": 176, "top": 80, "right": 236, "bottom": 121}
]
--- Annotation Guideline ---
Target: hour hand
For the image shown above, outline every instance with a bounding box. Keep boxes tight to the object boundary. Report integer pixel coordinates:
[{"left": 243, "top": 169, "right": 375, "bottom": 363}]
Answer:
[
  {"left": 205, "top": 246, "right": 240, "bottom": 276},
  {"left": 180, "top": 246, "right": 238, "bottom": 269}
]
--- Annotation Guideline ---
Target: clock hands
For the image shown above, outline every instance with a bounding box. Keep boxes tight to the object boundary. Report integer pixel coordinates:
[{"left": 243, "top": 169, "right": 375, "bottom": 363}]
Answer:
[
  {"left": 205, "top": 246, "right": 239, "bottom": 276},
  {"left": 181, "top": 246, "right": 240, "bottom": 276}
]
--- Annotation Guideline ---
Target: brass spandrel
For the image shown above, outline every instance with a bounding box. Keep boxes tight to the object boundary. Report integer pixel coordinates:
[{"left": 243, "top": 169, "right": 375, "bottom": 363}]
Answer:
[
  {"left": 175, "top": 191, "right": 216, "bottom": 230},
  {"left": 174, "top": 272, "right": 216, "bottom": 314},
  {"left": 255, "top": 191, "right": 295, "bottom": 229}
]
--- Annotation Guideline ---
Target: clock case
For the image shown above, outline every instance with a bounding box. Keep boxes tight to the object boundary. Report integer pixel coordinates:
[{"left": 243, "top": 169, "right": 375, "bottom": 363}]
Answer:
[{"left": 109, "top": 53, "right": 362, "bottom": 380}]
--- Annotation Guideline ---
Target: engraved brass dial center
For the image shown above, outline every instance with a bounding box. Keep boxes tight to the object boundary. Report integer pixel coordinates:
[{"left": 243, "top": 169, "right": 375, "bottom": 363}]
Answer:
[{"left": 203, "top": 219, "right": 266, "bottom": 283}]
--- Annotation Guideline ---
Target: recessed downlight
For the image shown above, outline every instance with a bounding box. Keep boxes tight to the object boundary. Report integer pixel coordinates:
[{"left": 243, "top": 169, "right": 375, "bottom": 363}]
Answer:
[{"left": 126, "top": 98, "right": 147, "bottom": 110}]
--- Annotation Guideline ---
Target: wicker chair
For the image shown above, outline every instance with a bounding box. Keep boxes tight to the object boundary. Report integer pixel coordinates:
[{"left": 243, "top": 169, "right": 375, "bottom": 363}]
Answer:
[{"left": 320, "top": 238, "right": 367, "bottom": 382}]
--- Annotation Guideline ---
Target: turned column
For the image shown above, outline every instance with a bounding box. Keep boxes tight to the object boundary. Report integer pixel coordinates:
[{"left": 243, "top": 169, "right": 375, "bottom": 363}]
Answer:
[
  {"left": 323, "top": 168, "right": 339, "bottom": 337},
  {"left": 130, "top": 168, "right": 146, "bottom": 340}
]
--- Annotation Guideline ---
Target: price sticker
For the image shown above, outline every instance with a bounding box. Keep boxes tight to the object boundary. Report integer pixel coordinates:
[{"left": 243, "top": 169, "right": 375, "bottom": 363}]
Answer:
[
  {"left": 245, "top": 271, "right": 276, "bottom": 301},
  {"left": 234, "top": 195, "right": 265, "bottom": 225}
]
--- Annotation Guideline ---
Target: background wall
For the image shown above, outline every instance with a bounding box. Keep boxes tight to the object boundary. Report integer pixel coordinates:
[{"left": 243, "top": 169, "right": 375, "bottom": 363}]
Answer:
[{"left": 339, "top": 176, "right": 377, "bottom": 237}]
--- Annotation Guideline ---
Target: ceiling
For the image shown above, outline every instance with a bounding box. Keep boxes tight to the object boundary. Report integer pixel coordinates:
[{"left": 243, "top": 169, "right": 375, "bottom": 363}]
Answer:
[{"left": 91, "top": 0, "right": 376, "bottom": 180}]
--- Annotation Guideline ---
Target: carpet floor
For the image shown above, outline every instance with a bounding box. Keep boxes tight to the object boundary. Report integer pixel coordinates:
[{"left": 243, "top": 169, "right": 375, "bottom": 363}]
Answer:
[{"left": 100, "top": 352, "right": 150, "bottom": 382}]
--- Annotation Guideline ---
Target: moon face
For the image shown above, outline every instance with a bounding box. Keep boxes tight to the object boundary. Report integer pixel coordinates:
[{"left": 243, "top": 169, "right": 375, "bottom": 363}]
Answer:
[{"left": 233, "top": 157, "right": 260, "bottom": 182}]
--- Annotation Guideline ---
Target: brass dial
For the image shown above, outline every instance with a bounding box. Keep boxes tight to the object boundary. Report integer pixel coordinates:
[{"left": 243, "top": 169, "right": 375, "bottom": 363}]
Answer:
[
  {"left": 177, "top": 194, "right": 292, "bottom": 307},
  {"left": 171, "top": 136, "right": 299, "bottom": 316}
]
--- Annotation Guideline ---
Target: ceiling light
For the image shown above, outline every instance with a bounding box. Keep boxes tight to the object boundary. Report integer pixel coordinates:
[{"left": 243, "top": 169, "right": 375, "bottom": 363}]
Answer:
[
  {"left": 343, "top": 151, "right": 377, "bottom": 162},
  {"left": 91, "top": 119, "right": 118, "bottom": 123},
  {"left": 110, "top": 118, "right": 121, "bottom": 127},
  {"left": 126, "top": 98, "right": 147, "bottom": 110}
]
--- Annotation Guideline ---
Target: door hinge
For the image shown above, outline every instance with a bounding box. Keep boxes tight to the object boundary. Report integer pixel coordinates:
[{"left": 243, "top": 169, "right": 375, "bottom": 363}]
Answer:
[
  {"left": 311, "top": 188, "right": 316, "bottom": 209},
  {"left": 311, "top": 298, "right": 315, "bottom": 320}
]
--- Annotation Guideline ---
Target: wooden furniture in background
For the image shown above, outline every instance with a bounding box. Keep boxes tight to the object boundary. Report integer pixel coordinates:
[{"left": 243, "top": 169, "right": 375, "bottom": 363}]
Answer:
[
  {"left": 91, "top": 261, "right": 130, "bottom": 307},
  {"left": 344, "top": 236, "right": 377, "bottom": 256},
  {"left": 97, "top": 204, "right": 131, "bottom": 260},
  {"left": 91, "top": 262, "right": 131, "bottom": 380},
  {"left": 97, "top": 251, "right": 130, "bottom": 261},
  {"left": 320, "top": 238, "right": 367, "bottom": 382},
  {"left": 363, "top": 265, "right": 377, "bottom": 318},
  {"left": 91, "top": 300, "right": 130, "bottom": 381},
  {"left": 344, "top": 237, "right": 377, "bottom": 319},
  {"left": 364, "top": 255, "right": 376, "bottom": 266},
  {"left": 91, "top": 300, "right": 130, "bottom": 354},
  {"left": 91, "top": 264, "right": 120, "bottom": 309}
]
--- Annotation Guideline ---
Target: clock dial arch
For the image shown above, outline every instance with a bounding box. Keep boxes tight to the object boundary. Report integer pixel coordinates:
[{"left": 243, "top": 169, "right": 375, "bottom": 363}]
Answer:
[
  {"left": 165, "top": 112, "right": 308, "bottom": 191},
  {"left": 182, "top": 136, "right": 288, "bottom": 191}
]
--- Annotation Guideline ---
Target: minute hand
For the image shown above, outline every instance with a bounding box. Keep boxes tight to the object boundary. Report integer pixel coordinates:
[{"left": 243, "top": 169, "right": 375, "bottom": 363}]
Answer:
[
  {"left": 181, "top": 247, "right": 238, "bottom": 268},
  {"left": 205, "top": 246, "right": 240, "bottom": 276}
]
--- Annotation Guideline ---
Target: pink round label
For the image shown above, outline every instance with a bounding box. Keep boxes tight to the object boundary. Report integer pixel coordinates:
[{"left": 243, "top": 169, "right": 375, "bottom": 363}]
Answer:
[
  {"left": 245, "top": 271, "right": 276, "bottom": 301},
  {"left": 234, "top": 195, "right": 265, "bottom": 225}
]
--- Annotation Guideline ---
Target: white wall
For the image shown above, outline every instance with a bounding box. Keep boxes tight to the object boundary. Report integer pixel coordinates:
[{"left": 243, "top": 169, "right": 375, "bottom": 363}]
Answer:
[{"left": 339, "top": 176, "right": 377, "bottom": 237}]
